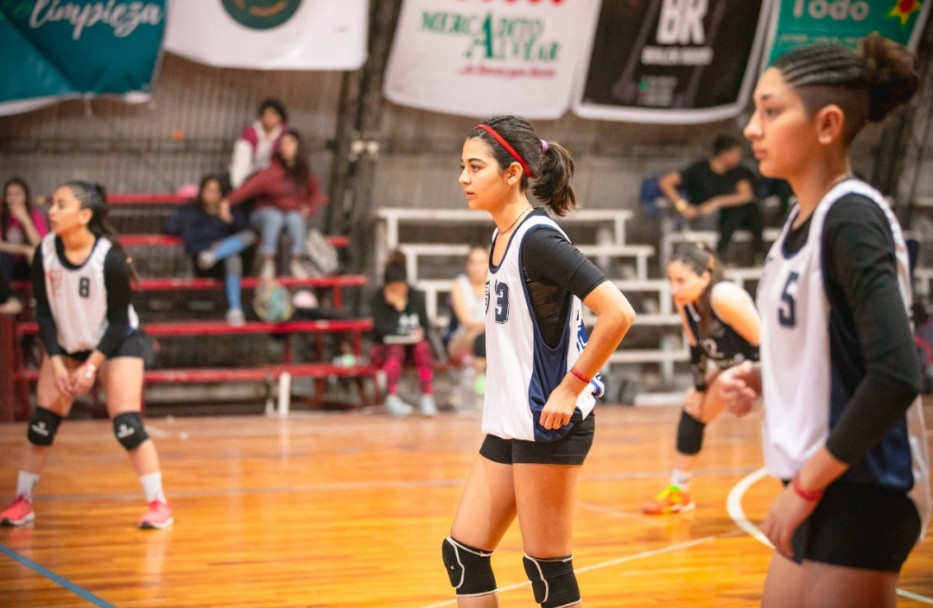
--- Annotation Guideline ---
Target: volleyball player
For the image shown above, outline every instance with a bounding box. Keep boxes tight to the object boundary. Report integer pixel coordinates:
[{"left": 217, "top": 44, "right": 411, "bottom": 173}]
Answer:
[
  {"left": 441, "top": 115, "right": 636, "bottom": 608},
  {"left": 642, "top": 243, "right": 759, "bottom": 514},
  {"left": 0, "top": 181, "right": 173, "bottom": 530},
  {"left": 720, "top": 35, "right": 929, "bottom": 607}
]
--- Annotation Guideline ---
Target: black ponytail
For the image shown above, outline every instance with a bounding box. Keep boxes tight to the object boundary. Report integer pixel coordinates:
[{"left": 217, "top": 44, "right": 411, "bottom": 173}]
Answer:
[
  {"left": 65, "top": 181, "right": 138, "bottom": 283},
  {"left": 469, "top": 115, "right": 578, "bottom": 217}
]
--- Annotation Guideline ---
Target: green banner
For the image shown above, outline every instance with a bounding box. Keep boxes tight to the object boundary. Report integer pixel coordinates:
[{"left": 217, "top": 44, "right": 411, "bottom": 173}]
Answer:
[
  {"left": 0, "top": 0, "right": 166, "bottom": 116},
  {"left": 767, "top": 0, "right": 930, "bottom": 65}
]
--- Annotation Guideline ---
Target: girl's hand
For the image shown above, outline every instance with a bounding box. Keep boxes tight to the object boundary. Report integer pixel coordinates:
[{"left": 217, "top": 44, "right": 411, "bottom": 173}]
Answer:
[
  {"left": 300, "top": 205, "right": 311, "bottom": 218},
  {"left": 219, "top": 200, "right": 233, "bottom": 224},
  {"left": 7, "top": 198, "right": 29, "bottom": 220},
  {"left": 70, "top": 363, "right": 97, "bottom": 396},
  {"left": 51, "top": 357, "right": 74, "bottom": 396},
  {"left": 761, "top": 482, "right": 820, "bottom": 557},
  {"left": 540, "top": 385, "right": 577, "bottom": 430},
  {"left": 718, "top": 361, "right": 761, "bottom": 417}
]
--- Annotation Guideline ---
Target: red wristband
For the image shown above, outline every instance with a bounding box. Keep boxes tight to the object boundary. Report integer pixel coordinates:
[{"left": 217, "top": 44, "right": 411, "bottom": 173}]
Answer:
[
  {"left": 569, "top": 366, "right": 592, "bottom": 384},
  {"left": 791, "top": 476, "right": 823, "bottom": 502}
]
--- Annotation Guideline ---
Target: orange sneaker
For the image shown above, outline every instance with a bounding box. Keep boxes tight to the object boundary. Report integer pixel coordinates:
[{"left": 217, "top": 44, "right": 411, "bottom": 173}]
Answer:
[
  {"left": 138, "top": 500, "right": 174, "bottom": 529},
  {"left": 1, "top": 495, "right": 35, "bottom": 526},
  {"left": 641, "top": 485, "right": 694, "bottom": 515}
]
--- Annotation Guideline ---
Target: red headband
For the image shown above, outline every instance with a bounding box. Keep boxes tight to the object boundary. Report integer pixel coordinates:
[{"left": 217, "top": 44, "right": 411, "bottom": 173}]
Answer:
[{"left": 476, "top": 124, "right": 532, "bottom": 178}]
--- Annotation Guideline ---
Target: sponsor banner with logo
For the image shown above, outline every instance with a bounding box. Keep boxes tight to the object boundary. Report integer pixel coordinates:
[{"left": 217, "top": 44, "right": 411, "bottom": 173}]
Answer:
[
  {"left": 0, "top": 0, "right": 166, "bottom": 117},
  {"left": 765, "top": 0, "right": 931, "bottom": 65},
  {"left": 573, "top": 0, "right": 773, "bottom": 124},
  {"left": 163, "top": 0, "right": 367, "bottom": 70},
  {"left": 383, "top": 0, "right": 601, "bottom": 120}
]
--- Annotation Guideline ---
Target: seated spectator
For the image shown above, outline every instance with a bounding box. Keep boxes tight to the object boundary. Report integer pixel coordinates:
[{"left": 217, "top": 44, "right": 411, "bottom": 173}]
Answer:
[
  {"left": 165, "top": 174, "right": 256, "bottom": 326},
  {"left": 659, "top": 135, "right": 763, "bottom": 265},
  {"left": 222, "top": 129, "right": 328, "bottom": 280},
  {"left": 228, "top": 98, "right": 288, "bottom": 189},
  {"left": 0, "top": 272, "right": 22, "bottom": 315},
  {"left": 1, "top": 177, "right": 48, "bottom": 281},
  {"left": 370, "top": 250, "right": 437, "bottom": 418},
  {"left": 443, "top": 245, "right": 487, "bottom": 414}
]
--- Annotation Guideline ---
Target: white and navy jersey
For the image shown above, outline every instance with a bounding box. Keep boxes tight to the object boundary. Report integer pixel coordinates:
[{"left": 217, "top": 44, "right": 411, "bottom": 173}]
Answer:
[
  {"left": 684, "top": 282, "right": 758, "bottom": 369},
  {"left": 757, "top": 180, "right": 929, "bottom": 529},
  {"left": 482, "top": 212, "right": 599, "bottom": 441},
  {"left": 34, "top": 234, "right": 138, "bottom": 355}
]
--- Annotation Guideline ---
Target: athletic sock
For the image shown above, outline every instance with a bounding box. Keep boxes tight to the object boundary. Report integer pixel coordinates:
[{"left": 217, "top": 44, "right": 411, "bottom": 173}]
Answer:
[
  {"left": 670, "top": 468, "right": 691, "bottom": 493},
  {"left": 16, "top": 471, "right": 39, "bottom": 501},
  {"left": 139, "top": 472, "right": 167, "bottom": 504}
]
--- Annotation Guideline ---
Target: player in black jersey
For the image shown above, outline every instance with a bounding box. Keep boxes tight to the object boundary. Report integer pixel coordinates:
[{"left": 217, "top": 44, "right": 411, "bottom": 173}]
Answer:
[
  {"left": 0, "top": 181, "right": 173, "bottom": 530},
  {"left": 642, "top": 243, "right": 759, "bottom": 515}
]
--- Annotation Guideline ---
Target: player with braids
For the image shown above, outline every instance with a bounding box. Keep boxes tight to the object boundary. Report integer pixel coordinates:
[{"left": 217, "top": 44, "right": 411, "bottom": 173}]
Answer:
[
  {"left": 720, "top": 34, "right": 929, "bottom": 607},
  {"left": 0, "top": 181, "right": 174, "bottom": 530},
  {"left": 642, "top": 243, "right": 759, "bottom": 515},
  {"left": 441, "top": 115, "right": 636, "bottom": 608}
]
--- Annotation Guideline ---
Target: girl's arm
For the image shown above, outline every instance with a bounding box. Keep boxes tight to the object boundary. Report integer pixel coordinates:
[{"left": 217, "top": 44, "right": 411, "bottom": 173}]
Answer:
[{"left": 709, "top": 281, "right": 761, "bottom": 346}]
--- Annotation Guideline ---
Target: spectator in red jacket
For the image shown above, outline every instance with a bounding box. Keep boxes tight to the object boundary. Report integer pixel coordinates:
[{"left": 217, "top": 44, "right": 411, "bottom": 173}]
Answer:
[{"left": 222, "top": 129, "right": 327, "bottom": 279}]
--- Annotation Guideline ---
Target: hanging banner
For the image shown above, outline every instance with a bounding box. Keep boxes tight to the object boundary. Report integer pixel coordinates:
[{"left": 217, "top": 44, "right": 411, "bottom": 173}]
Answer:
[
  {"left": 765, "top": 0, "right": 931, "bottom": 65},
  {"left": 573, "top": 0, "right": 773, "bottom": 124},
  {"left": 0, "top": 0, "right": 166, "bottom": 117},
  {"left": 163, "top": 0, "right": 367, "bottom": 70},
  {"left": 383, "top": 0, "right": 601, "bottom": 120}
]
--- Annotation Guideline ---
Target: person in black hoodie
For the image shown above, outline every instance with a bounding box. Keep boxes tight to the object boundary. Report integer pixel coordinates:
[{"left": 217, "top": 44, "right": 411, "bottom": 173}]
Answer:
[{"left": 369, "top": 249, "right": 436, "bottom": 417}]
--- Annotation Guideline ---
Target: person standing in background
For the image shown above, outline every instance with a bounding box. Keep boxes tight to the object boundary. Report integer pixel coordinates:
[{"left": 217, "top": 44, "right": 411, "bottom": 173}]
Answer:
[{"left": 228, "top": 98, "right": 288, "bottom": 189}]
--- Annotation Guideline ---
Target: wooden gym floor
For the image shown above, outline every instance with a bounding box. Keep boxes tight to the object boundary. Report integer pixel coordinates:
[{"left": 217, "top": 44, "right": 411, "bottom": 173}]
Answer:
[{"left": 1, "top": 402, "right": 931, "bottom": 607}]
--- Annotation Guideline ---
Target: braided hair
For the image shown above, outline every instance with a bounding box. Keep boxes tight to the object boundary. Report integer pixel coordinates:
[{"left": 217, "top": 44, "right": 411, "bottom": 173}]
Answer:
[{"left": 772, "top": 33, "right": 918, "bottom": 144}]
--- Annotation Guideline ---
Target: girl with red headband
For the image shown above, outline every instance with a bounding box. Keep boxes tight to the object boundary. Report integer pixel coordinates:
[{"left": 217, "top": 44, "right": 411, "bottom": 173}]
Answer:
[{"left": 440, "top": 115, "right": 636, "bottom": 608}]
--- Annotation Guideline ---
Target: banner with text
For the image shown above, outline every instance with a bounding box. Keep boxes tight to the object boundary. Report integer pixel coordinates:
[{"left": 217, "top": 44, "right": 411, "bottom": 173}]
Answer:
[
  {"left": 0, "top": 0, "right": 166, "bottom": 117},
  {"left": 383, "top": 0, "right": 601, "bottom": 120},
  {"left": 574, "top": 0, "right": 773, "bottom": 124},
  {"left": 765, "top": 0, "right": 931, "bottom": 65},
  {"left": 163, "top": 0, "right": 367, "bottom": 70}
]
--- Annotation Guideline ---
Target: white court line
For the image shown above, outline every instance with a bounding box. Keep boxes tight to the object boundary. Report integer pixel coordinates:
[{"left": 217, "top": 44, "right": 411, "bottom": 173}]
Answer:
[
  {"left": 728, "top": 467, "right": 933, "bottom": 605},
  {"left": 418, "top": 535, "right": 721, "bottom": 608}
]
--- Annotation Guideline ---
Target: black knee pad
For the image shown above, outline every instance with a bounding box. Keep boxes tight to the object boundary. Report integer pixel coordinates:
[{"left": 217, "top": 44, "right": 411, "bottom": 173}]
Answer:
[
  {"left": 113, "top": 412, "right": 149, "bottom": 450},
  {"left": 676, "top": 410, "right": 706, "bottom": 455},
  {"left": 27, "top": 407, "right": 63, "bottom": 446},
  {"left": 523, "top": 554, "right": 580, "bottom": 608},
  {"left": 441, "top": 537, "right": 497, "bottom": 597}
]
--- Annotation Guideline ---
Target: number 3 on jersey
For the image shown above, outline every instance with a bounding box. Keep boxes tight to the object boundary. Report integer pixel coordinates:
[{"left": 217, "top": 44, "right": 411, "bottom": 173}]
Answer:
[
  {"left": 79, "top": 277, "right": 91, "bottom": 298},
  {"left": 492, "top": 279, "right": 509, "bottom": 324},
  {"left": 778, "top": 271, "right": 799, "bottom": 327}
]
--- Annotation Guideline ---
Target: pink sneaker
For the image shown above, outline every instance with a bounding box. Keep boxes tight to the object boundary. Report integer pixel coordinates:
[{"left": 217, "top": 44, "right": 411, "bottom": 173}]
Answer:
[
  {"left": 138, "top": 501, "right": 174, "bottom": 530},
  {"left": 1, "top": 495, "right": 35, "bottom": 526}
]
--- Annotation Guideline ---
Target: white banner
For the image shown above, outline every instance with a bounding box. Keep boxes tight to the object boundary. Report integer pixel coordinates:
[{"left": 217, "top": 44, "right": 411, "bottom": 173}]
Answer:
[
  {"left": 163, "top": 0, "right": 367, "bottom": 70},
  {"left": 383, "top": 0, "right": 601, "bottom": 120}
]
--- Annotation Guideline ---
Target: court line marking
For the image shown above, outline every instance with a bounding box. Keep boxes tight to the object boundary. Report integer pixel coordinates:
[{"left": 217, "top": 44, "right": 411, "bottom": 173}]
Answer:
[
  {"left": 0, "top": 542, "right": 116, "bottom": 607},
  {"left": 727, "top": 467, "right": 933, "bottom": 605}
]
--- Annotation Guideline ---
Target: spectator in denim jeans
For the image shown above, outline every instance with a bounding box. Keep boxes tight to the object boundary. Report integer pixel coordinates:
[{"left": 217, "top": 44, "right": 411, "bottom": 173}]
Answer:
[{"left": 222, "top": 129, "right": 327, "bottom": 280}]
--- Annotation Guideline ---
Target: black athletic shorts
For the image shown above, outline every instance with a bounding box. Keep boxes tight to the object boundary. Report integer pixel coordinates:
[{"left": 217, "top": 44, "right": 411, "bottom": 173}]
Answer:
[
  {"left": 790, "top": 479, "right": 921, "bottom": 572},
  {"left": 479, "top": 412, "right": 595, "bottom": 465},
  {"left": 63, "top": 331, "right": 146, "bottom": 363}
]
